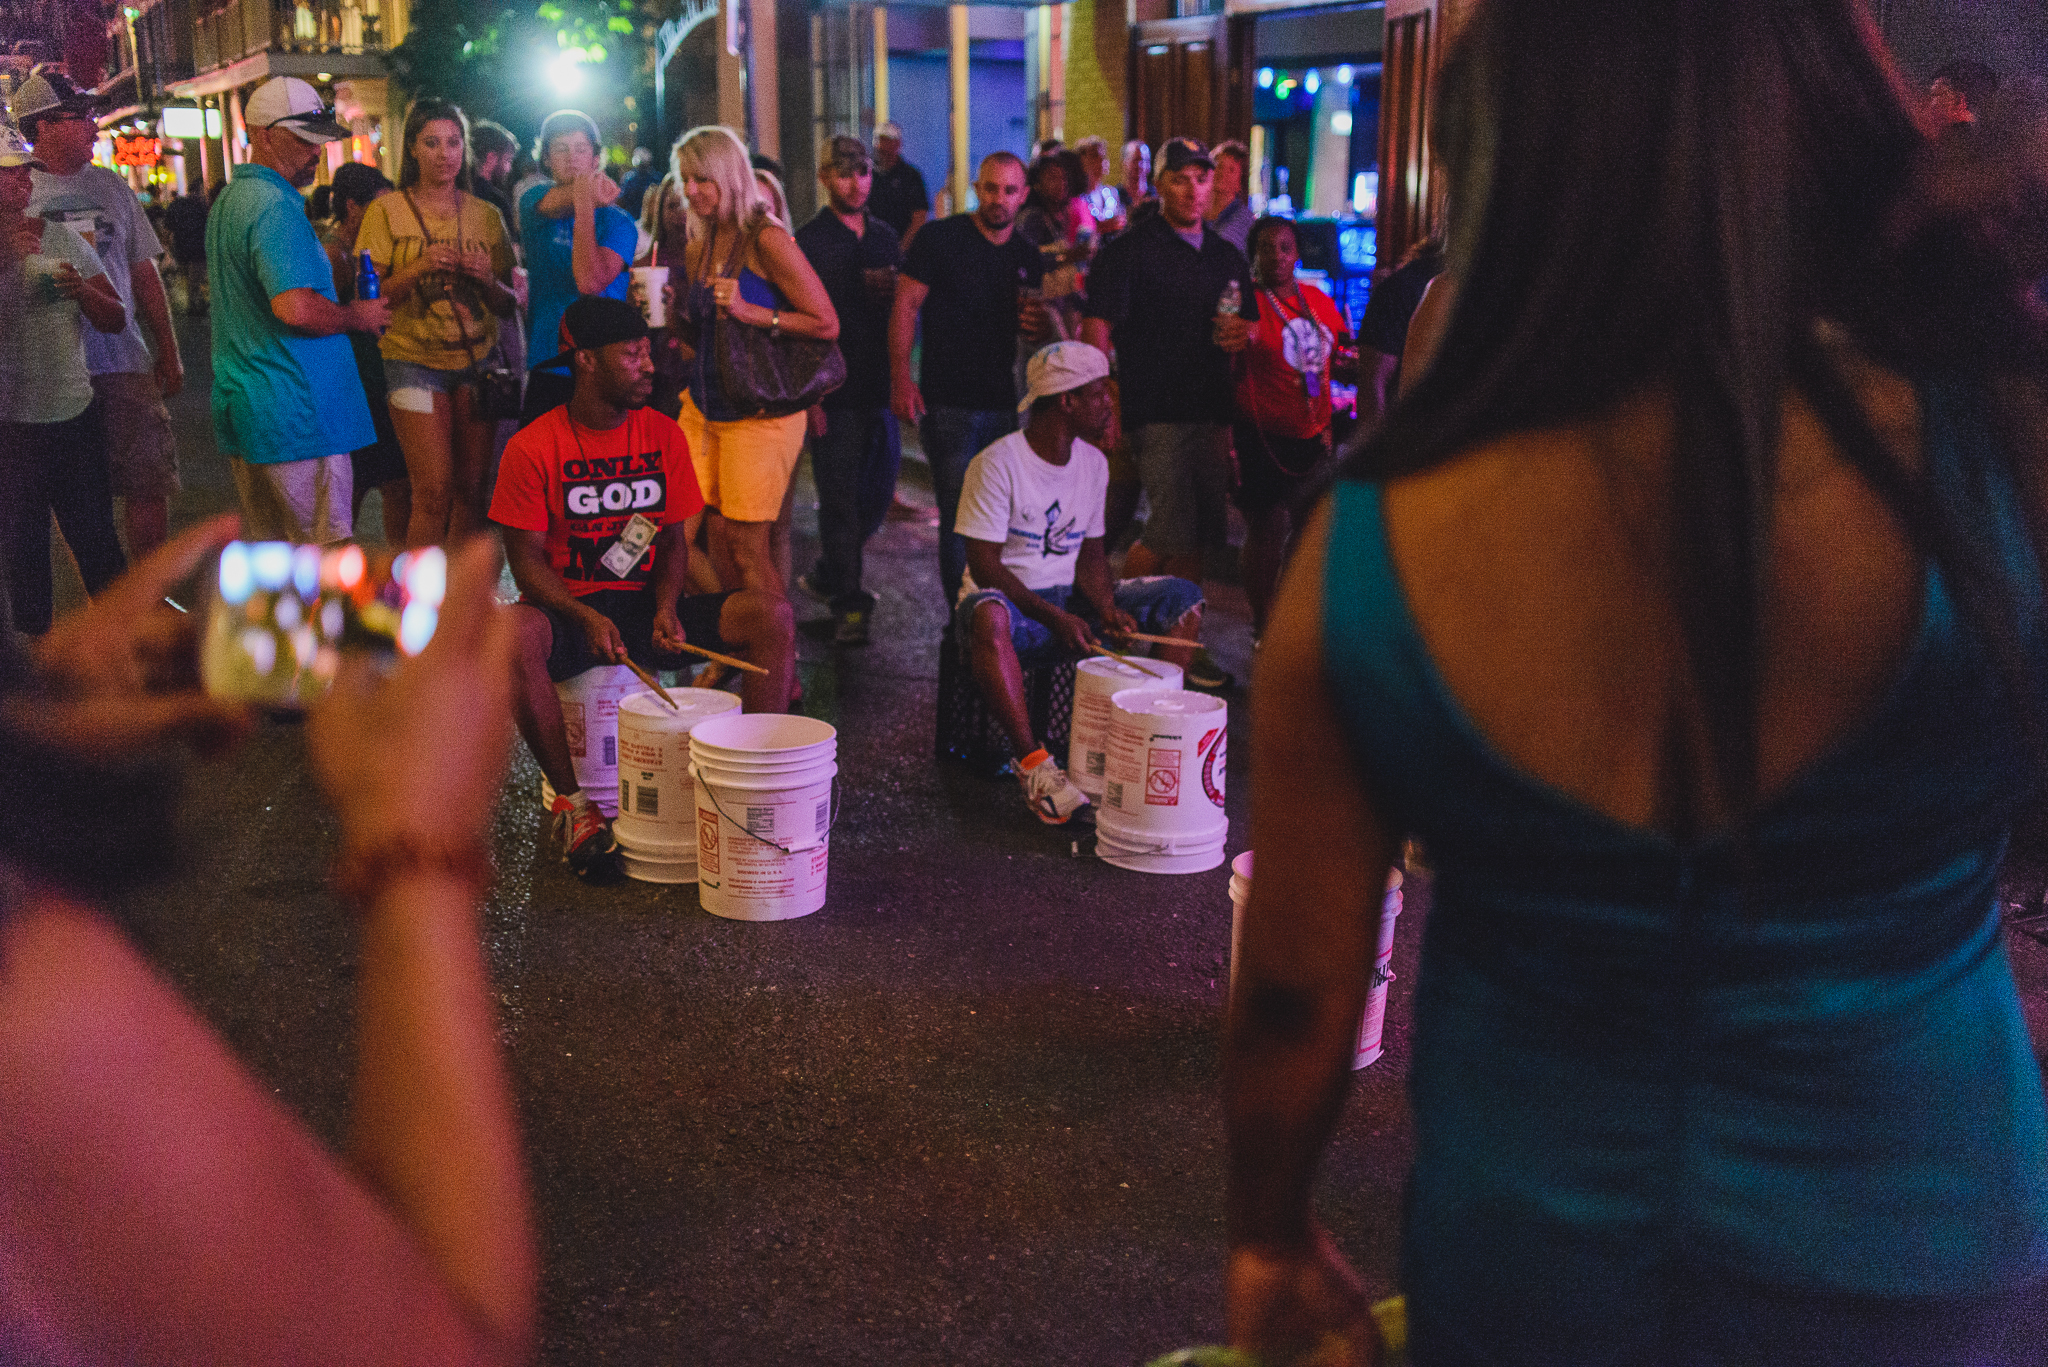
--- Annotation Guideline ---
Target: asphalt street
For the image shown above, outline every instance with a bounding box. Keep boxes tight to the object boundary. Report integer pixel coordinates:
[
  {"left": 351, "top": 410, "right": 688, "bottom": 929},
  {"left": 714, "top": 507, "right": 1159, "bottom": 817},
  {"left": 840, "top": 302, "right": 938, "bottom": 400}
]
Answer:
[{"left": 48, "top": 310, "right": 2048, "bottom": 1364}]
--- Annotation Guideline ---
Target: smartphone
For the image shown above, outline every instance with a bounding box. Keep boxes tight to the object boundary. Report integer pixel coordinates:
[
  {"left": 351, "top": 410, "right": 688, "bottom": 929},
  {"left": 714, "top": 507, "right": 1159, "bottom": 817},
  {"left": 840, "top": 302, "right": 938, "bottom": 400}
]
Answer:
[{"left": 200, "top": 541, "right": 446, "bottom": 707}]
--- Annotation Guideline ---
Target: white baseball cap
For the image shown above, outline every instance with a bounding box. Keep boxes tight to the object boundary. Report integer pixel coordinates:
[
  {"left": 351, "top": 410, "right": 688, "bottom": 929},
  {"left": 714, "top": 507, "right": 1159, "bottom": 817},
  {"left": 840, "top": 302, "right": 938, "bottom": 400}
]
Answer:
[
  {"left": 876, "top": 121, "right": 904, "bottom": 142},
  {"left": 1018, "top": 341, "right": 1111, "bottom": 415},
  {"left": 0, "top": 124, "right": 46, "bottom": 170},
  {"left": 244, "top": 77, "right": 350, "bottom": 144}
]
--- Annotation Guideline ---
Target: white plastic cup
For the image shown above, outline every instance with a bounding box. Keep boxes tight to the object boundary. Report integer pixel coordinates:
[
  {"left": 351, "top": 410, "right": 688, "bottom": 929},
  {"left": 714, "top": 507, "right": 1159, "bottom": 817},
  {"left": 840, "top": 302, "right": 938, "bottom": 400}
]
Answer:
[{"left": 631, "top": 265, "right": 670, "bottom": 327}]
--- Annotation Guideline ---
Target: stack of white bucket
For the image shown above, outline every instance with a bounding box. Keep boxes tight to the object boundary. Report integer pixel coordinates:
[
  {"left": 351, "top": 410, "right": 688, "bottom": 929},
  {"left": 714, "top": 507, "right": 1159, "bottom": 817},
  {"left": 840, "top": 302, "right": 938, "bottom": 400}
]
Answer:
[
  {"left": 1228, "top": 851, "right": 1406, "bottom": 1069},
  {"left": 1067, "top": 655, "right": 1183, "bottom": 797},
  {"left": 612, "top": 688, "right": 743, "bottom": 883},
  {"left": 538, "top": 664, "right": 641, "bottom": 817},
  {"left": 689, "top": 713, "right": 839, "bottom": 921},
  {"left": 1096, "top": 688, "right": 1229, "bottom": 874}
]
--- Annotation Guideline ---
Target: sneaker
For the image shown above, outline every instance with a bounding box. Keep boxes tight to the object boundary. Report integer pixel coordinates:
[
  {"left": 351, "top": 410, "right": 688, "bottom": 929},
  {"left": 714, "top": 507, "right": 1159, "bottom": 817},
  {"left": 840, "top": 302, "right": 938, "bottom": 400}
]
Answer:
[
  {"left": 1186, "top": 647, "right": 1234, "bottom": 691},
  {"left": 1018, "top": 753, "right": 1090, "bottom": 825},
  {"left": 551, "top": 792, "right": 622, "bottom": 883},
  {"left": 833, "top": 607, "right": 871, "bottom": 646}
]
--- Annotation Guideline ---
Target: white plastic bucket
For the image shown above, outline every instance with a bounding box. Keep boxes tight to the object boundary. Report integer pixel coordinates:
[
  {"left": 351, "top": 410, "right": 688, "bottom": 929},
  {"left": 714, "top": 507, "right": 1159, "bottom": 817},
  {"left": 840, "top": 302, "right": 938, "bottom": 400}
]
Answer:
[
  {"left": 1354, "top": 869, "right": 1404, "bottom": 1068},
  {"left": 613, "top": 687, "right": 742, "bottom": 882},
  {"left": 689, "top": 713, "right": 839, "bottom": 921},
  {"left": 1226, "top": 854, "right": 1404, "bottom": 1070},
  {"left": 1097, "top": 688, "right": 1228, "bottom": 874},
  {"left": 1068, "top": 656, "right": 1183, "bottom": 796},
  {"left": 538, "top": 664, "right": 640, "bottom": 817}
]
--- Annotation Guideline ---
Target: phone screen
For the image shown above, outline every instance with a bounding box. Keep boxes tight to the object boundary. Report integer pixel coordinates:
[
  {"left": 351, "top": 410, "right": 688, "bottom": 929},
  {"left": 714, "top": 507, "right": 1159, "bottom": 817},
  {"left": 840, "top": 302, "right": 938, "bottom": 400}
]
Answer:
[{"left": 201, "top": 541, "right": 446, "bottom": 707}]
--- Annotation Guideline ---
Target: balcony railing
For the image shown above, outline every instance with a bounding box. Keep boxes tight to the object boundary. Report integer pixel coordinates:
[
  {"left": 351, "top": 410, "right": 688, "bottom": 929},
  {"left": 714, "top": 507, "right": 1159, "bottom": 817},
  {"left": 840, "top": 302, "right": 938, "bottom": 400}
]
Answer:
[{"left": 192, "top": 0, "right": 385, "bottom": 74}]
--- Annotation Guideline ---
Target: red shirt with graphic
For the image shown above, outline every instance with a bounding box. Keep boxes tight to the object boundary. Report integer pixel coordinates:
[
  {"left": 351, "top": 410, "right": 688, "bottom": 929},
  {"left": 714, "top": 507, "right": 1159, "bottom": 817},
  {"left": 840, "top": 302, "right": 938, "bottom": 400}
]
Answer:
[
  {"left": 1233, "top": 280, "right": 1347, "bottom": 440},
  {"left": 489, "top": 406, "right": 703, "bottom": 596}
]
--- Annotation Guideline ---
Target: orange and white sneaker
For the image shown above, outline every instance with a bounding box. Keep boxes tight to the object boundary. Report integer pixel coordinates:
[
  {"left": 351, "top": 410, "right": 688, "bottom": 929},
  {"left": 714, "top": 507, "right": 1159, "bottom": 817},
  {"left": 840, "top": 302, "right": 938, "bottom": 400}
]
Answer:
[
  {"left": 550, "top": 791, "right": 622, "bottom": 883},
  {"left": 1017, "top": 751, "right": 1090, "bottom": 825}
]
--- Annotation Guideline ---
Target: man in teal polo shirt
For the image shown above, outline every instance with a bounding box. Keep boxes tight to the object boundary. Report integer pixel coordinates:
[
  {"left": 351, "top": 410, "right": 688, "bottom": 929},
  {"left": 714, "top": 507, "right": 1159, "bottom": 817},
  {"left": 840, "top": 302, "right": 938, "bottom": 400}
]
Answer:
[{"left": 207, "top": 77, "right": 391, "bottom": 541}]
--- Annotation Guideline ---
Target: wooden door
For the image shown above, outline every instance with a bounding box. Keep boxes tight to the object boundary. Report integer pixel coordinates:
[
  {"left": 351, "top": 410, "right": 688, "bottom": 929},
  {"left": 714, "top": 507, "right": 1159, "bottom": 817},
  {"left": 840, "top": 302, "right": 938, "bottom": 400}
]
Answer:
[
  {"left": 1130, "top": 15, "right": 1229, "bottom": 149},
  {"left": 1376, "top": 0, "right": 1437, "bottom": 272}
]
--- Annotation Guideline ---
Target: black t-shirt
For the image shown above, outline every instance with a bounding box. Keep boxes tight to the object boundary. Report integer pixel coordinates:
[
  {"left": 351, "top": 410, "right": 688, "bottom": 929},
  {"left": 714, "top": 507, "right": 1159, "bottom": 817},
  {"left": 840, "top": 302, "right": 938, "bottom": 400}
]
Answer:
[
  {"left": 870, "top": 159, "right": 930, "bottom": 238},
  {"left": 1358, "top": 248, "right": 1444, "bottom": 358},
  {"left": 1083, "top": 212, "right": 1256, "bottom": 427},
  {"left": 794, "top": 208, "right": 902, "bottom": 410},
  {"left": 902, "top": 213, "right": 1046, "bottom": 412}
]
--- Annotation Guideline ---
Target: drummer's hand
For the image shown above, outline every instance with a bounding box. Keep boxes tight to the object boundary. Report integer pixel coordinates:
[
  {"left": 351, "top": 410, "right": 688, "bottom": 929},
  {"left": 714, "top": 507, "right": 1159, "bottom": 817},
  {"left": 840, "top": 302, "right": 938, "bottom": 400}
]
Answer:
[
  {"left": 1226, "top": 1227, "right": 1382, "bottom": 1367},
  {"left": 1049, "top": 610, "right": 1098, "bottom": 656},
  {"left": 575, "top": 604, "right": 628, "bottom": 664},
  {"left": 1102, "top": 606, "right": 1139, "bottom": 640},
  {"left": 651, "top": 605, "right": 688, "bottom": 654},
  {"left": 26, "top": 512, "right": 255, "bottom": 760}
]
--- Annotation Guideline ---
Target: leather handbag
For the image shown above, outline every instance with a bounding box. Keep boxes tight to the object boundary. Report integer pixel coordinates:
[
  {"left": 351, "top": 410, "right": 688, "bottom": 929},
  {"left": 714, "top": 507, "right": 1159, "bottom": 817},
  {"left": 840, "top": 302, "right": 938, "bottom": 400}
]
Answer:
[
  {"left": 402, "top": 189, "right": 523, "bottom": 421},
  {"left": 707, "top": 216, "right": 845, "bottom": 419}
]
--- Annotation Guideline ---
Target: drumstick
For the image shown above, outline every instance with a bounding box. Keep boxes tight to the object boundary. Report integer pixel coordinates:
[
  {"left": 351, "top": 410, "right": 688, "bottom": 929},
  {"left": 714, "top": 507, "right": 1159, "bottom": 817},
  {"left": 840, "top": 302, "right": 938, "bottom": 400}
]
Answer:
[
  {"left": 621, "top": 656, "right": 680, "bottom": 710},
  {"left": 669, "top": 639, "right": 769, "bottom": 676},
  {"left": 1090, "top": 647, "right": 1167, "bottom": 679},
  {"left": 1109, "top": 630, "right": 1197, "bottom": 649}
]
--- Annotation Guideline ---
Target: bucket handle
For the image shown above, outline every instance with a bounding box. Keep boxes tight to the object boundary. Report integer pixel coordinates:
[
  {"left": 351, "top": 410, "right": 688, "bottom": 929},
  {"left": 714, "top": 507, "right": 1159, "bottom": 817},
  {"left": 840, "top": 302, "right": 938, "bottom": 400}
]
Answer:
[{"left": 688, "top": 761, "right": 841, "bottom": 856}]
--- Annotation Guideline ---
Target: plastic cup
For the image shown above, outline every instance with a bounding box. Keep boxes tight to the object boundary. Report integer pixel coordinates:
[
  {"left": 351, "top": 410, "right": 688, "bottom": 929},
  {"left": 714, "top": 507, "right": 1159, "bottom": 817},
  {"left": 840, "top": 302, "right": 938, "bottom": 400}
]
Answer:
[{"left": 631, "top": 265, "right": 669, "bottom": 327}]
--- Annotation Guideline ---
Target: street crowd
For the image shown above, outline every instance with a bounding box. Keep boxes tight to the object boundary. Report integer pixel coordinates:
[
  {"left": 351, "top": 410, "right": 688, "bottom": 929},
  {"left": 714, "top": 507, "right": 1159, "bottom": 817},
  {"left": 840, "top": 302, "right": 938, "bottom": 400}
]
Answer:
[
  {"left": 3, "top": 67, "right": 1432, "bottom": 860},
  {"left": 7, "top": 13, "right": 2048, "bottom": 1364}
]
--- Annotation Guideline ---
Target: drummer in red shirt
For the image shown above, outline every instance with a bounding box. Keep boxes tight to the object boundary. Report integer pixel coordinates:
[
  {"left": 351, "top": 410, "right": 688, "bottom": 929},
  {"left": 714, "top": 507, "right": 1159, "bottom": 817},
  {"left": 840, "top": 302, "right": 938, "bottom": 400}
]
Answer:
[
  {"left": 491, "top": 296, "right": 796, "bottom": 880},
  {"left": 1231, "top": 215, "right": 1357, "bottom": 641}
]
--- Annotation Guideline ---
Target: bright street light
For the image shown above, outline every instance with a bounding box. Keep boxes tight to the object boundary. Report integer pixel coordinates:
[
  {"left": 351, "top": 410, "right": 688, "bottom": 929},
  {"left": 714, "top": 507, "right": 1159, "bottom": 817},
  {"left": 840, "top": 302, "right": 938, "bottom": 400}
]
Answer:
[{"left": 548, "top": 51, "right": 586, "bottom": 94}]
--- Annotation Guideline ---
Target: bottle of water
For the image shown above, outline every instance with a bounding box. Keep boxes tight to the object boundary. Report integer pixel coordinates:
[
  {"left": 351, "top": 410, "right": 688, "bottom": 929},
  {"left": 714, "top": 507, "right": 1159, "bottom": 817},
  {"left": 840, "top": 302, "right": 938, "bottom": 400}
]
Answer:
[
  {"left": 1216, "top": 279, "right": 1242, "bottom": 318},
  {"left": 356, "top": 250, "right": 380, "bottom": 301}
]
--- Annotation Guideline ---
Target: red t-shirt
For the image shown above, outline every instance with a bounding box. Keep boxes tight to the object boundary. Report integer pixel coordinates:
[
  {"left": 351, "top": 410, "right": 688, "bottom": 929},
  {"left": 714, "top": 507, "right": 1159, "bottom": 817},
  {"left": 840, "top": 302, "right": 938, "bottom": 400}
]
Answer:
[
  {"left": 489, "top": 406, "right": 704, "bottom": 596},
  {"left": 1233, "top": 281, "right": 1347, "bottom": 440}
]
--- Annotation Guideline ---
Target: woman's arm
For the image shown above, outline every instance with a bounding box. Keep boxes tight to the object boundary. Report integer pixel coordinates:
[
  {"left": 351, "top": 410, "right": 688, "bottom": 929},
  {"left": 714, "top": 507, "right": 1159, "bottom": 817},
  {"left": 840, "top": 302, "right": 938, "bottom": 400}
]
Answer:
[
  {"left": 1223, "top": 502, "right": 1392, "bottom": 1367},
  {"left": 715, "top": 222, "right": 839, "bottom": 342},
  {"left": 0, "top": 529, "right": 534, "bottom": 1364}
]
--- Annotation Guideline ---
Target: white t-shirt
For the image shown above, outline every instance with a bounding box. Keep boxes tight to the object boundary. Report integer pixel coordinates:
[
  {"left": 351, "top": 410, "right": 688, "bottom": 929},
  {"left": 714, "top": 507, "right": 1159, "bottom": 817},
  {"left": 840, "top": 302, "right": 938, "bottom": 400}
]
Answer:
[
  {"left": 0, "top": 220, "right": 105, "bottom": 424},
  {"left": 953, "top": 430, "right": 1108, "bottom": 599},
  {"left": 29, "top": 164, "right": 160, "bottom": 375}
]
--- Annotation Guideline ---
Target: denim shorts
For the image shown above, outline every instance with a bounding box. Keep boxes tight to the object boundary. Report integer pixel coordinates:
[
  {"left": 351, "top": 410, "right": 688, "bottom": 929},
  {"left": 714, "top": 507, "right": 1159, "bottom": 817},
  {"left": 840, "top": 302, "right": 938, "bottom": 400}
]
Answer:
[
  {"left": 383, "top": 351, "right": 500, "bottom": 412},
  {"left": 954, "top": 576, "right": 1203, "bottom": 665}
]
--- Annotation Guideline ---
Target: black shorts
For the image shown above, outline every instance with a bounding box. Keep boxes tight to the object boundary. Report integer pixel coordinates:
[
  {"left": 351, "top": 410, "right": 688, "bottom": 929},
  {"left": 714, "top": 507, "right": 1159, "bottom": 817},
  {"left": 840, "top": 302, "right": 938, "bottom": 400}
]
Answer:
[
  {"left": 1231, "top": 419, "right": 1332, "bottom": 516},
  {"left": 529, "top": 588, "right": 735, "bottom": 682}
]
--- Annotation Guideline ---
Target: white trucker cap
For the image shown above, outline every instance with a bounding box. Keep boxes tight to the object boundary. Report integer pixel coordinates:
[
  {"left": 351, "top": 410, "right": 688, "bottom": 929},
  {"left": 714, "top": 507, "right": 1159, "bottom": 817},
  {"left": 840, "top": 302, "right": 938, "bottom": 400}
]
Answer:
[
  {"left": 1017, "top": 341, "right": 1111, "bottom": 415},
  {"left": 243, "top": 77, "right": 350, "bottom": 144}
]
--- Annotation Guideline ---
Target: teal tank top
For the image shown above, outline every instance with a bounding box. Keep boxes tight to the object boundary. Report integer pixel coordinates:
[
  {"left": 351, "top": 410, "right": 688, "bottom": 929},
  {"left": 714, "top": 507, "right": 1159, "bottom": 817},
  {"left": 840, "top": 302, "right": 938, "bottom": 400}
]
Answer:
[{"left": 1323, "top": 380, "right": 2048, "bottom": 1352}]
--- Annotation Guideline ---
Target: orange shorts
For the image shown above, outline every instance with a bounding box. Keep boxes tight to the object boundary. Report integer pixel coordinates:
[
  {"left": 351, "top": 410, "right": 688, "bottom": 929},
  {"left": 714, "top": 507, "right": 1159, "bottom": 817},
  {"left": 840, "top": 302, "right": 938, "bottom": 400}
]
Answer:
[{"left": 677, "top": 391, "right": 807, "bottom": 522}]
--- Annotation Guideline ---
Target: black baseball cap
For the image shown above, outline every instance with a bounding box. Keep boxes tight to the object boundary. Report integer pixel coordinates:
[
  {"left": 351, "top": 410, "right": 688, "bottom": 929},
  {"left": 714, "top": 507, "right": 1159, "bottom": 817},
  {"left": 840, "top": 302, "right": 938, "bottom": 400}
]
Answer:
[
  {"left": 1159, "top": 136, "right": 1214, "bottom": 173},
  {"left": 530, "top": 296, "right": 652, "bottom": 371}
]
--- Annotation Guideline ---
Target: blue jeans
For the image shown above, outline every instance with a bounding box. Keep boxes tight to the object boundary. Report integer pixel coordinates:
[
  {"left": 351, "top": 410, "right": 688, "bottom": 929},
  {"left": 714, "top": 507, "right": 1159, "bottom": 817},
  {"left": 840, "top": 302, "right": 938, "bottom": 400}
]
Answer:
[
  {"left": 954, "top": 576, "right": 1204, "bottom": 666},
  {"left": 808, "top": 405, "right": 900, "bottom": 613},
  {"left": 922, "top": 406, "right": 1017, "bottom": 605}
]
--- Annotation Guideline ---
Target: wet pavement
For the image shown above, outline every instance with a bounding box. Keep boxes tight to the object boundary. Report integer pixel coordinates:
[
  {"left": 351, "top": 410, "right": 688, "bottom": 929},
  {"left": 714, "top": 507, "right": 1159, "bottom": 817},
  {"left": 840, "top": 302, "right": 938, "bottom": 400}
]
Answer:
[{"left": 56, "top": 311, "right": 2048, "bottom": 1364}]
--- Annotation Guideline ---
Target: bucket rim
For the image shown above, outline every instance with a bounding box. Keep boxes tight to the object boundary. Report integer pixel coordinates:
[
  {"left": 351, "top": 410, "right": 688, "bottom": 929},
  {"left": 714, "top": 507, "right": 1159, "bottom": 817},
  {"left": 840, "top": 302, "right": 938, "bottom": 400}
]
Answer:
[
  {"left": 1106, "top": 686, "right": 1228, "bottom": 718},
  {"left": 689, "top": 712, "right": 839, "bottom": 753},
  {"left": 620, "top": 687, "right": 743, "bottom": 721}
]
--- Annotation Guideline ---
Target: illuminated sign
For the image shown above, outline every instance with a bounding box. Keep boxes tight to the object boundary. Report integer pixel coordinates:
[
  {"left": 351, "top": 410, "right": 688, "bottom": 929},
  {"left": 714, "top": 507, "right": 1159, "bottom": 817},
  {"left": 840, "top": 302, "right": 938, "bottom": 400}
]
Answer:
[
  {"left": 112, "top": 134, "right": 161, "bottom": 167},
  {"left": 160, "top": 106, "right": 223, "bottom": 139}
]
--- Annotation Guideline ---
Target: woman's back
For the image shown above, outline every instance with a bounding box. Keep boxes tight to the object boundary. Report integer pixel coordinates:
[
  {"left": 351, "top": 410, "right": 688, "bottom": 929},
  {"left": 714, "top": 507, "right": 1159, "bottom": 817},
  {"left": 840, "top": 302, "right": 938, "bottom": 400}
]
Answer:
[
  {"left": 1321, "top": 364, "right": 2048, "bottom": 1355},
  {"left": 1379, "top": 355, "right": 1929, "bottom": 842}
]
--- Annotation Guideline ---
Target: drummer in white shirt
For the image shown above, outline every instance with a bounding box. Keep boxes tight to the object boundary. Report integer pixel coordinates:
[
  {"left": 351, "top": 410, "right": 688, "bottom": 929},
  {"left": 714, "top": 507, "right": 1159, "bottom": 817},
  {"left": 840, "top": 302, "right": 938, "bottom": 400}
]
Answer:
[{"left": 952, "top": 341, "right": 1204, "bottom": 826}]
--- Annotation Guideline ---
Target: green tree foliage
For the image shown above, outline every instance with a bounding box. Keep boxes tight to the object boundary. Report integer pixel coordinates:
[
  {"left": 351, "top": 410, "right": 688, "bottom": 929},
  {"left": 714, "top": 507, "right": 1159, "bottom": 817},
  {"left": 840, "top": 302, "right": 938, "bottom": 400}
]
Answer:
[{"left": 392, "top": 0, "right": 657, "bottom": 138}]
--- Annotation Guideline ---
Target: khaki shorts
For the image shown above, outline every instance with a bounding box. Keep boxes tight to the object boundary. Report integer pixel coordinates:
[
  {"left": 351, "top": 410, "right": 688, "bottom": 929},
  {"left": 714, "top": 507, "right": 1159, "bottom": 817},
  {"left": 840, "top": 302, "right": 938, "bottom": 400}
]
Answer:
[
  {"left": 231, "top": 454, "right": 354, "bottom": 543},
  {"left": 92, "top": 371, "right": 179, "bottom": 499},
  {"left": 677, "top": 390, "right": 807, "bottom": 523}
]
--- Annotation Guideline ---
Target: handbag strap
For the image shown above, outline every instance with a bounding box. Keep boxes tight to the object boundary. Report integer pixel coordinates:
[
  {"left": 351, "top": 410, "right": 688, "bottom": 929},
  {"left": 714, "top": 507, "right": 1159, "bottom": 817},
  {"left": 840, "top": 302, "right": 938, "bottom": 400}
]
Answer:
[{"left": 404, "top": 187, "right": 487, "bottom": 368}]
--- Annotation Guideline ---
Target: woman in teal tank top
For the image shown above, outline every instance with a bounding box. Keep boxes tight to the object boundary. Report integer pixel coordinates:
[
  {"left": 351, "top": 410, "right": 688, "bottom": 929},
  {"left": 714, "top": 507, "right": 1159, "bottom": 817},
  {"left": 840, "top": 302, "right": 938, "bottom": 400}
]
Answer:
[{"left": 1221, "top": 4, "right": 2048, "bottom": 1364}]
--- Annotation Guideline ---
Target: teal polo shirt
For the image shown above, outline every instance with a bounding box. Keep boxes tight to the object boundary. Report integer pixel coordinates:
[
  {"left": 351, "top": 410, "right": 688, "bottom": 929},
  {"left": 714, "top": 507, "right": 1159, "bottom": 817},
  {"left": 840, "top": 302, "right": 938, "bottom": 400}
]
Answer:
[{"left": 207, "top": 162, "right": 374, "bottom": 464}]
